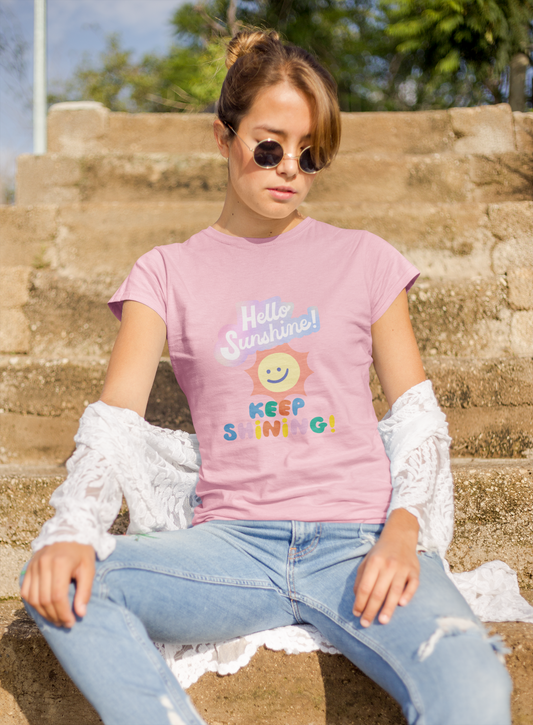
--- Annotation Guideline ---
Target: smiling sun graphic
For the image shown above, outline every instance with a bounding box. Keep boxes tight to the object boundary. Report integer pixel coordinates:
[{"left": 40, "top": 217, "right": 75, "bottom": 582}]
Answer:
[{"left": 245, "top": 343, "right": 313, "bottom": 401}]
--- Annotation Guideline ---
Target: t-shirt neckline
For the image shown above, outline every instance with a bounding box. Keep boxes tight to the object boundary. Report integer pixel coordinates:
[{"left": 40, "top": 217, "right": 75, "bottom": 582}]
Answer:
[{"left": 203, "top": 216, "right": 314, "bottom": 249}]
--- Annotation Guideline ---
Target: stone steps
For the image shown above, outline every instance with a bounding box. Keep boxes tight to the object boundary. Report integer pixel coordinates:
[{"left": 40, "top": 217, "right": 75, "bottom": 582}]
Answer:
[
  {"left": 3, "top": 199, "right": 532, "bottom": 279},
  {"left": 2, "top": 199, "right": 532, "bottom": 356},
  {"left": 1, "top": 600, "right": 532, "bottom": 725},
  {"left": 15, "top": 149, "right": 533, "bottom": 206},
  {"left": 1, "top": 458, "right": 532, "bottom": 724},
  {"left": 1, "top": 357, "right": 533, "bottom": 465},
  {"left": 1, "top": 607, "right": 532, "bottom": 725},
  {"left": 46, "top": 101, "right": 532, "bottom": 158}
]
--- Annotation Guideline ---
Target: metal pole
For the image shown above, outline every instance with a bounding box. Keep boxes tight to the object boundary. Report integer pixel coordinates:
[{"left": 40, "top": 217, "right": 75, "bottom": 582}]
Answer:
[{"left": 33, "top": 0, "right": 47, "bottom": 154}]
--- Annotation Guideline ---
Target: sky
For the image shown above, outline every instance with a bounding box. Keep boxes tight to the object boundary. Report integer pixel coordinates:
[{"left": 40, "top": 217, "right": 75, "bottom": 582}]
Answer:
[{"left": 0, "top": 0, "right": 183, "bottom": 188}]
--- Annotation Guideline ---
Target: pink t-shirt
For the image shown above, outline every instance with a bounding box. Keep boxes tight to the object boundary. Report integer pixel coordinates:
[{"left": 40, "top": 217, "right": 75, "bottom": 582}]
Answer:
[{"left": 108, "top": 218, "right": 419, "bottom": 525}]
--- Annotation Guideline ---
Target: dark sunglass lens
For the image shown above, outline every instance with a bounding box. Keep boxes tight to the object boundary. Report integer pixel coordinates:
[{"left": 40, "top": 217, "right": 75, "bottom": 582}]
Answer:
[
  {"left": 299, "top": 147, "right": 320, "bottom": 174},
  {"left": 254, "top": 140, "right": 284, "bottom": 168}
]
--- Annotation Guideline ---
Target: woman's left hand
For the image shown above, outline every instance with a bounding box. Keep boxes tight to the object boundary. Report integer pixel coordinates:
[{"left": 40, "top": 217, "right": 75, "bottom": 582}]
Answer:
[{"left": 353, "top": 508, "right": 420, "bottom": 627}]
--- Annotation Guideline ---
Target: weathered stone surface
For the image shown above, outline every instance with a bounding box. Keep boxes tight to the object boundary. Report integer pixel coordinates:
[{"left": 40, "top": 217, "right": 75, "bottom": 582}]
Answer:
[
  {"left": 449, "top": 103, "right": 516, "bottom": 154},
  {"left": 1, "top": 265, "right": 520, "bottom": 359},
  {"left": 3, "top": 356, "right": 533, "bottom": 462},
  {"left": 15, "top": 155, "right": 81, "bottom": 206},
  {"left": 0, "top": 359, "right": 106, "bottom": 418},
  {"left": 514, "top": 111, "right": 533, "bottom": 153},
  {"left": 305, "top": 200, "right": 494, "bottom": 279},
  {"left": 54, "top": 201, "right": 221, "bottom": 278},
  {"left": 490, "top": 202, "right": 533, "bottom": 273},
  {"left": 0, "top": 206, "right": 57, "bottom": 267},
  {"left": 510, "top": 311, "right": 533, "bottom": 356},
  {"left": 508, "top": 267, "right": 533, "bottom": 310},
  {"left": 16, "top": 151, "right": 533, "bottom": 207},
  {"left": 1, "top": 599, "right": 532, "bottom": 725},
  {"left": 308, "top": 152, "right": 533, "bottom": 205},
  {"left": 23, "top": 270, "right": 121, "bottom": 360},
  {"left": 445, "top": 407, "right": 533, "bottom": 459},
  {"left": 0, "top": 311, "right": 30, "bottom": 356},
  {"left": 0, "top": 412, "right": 78, "bottom": 465},
  {"left": 421, "top": 357, "right": 533, "bottom": 409},
  {"left": 0, "top": 268, "right": 31, "bottom": 309},
  {"left": 0, "top": 360, "right": 193, "bottom": 463},
  {"left": 408, "top": 278, "right": 511, "bottom": 358},
  {"left": 0, "top": 471, "right": 62, "bottom": 547},
  {"left": 46, "top": 103, "right": 520, "bottom": 158},
  {"left": 448, "top": 459, "right": 533, "bottom": 589},
  {"left": 47, "top": 102, "right": 109, "bottom": 157},
  {"left": 0, "top": 546, "right": 29, "bottom": 599},
  {"left": 3, "top": 200, "right": 532, "bottom": 286}
]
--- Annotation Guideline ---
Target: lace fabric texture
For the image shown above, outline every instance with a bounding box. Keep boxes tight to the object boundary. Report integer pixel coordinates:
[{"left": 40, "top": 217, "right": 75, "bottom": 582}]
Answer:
[
  {"left": 32, "top": 402, "right": 201, "bottom": 560},
  {"left": 32, "top": 387, "right": 533, "bottom": 690},
  {"left": 378, "top": 379, "right": 455, "bottom": 558}
]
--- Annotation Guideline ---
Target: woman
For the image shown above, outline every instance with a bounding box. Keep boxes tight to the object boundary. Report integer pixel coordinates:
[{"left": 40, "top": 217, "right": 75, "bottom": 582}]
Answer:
[{"left": 21, "top": 30, "right": 511, "bottom": 725}]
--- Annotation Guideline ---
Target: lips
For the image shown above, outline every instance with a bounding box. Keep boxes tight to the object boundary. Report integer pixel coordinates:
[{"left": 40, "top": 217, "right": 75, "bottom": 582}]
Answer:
[{"left": 267, "top": 187, "right": 297, "bottom": 200}]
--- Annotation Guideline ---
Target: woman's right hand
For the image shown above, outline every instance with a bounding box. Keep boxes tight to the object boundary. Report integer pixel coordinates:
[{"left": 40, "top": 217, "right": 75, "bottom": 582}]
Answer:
[{"left": 20, "top": 542, "right": 96, "bottom": 628}]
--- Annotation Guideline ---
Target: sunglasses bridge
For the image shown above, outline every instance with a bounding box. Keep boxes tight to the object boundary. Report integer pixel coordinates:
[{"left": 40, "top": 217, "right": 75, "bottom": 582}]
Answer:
[{"left": 225, "top": 124, "right": 320, "bottom": 174}]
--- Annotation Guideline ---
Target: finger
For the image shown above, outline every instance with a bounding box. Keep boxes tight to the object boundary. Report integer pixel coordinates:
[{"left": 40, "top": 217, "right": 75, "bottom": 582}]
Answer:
[
  {"left": 73, "top": 558, "right": 95, "bottom": 618},
  {"left": 359, "top": 566, "right": 397, "bottom": 627},
  {"left": 49, "top": 560, "right": 76, "bottom": 628},
  {"left": 399, "top": 571, "right": 420, "bottom": 607},
  {"left": 27, "top": 559, "right": 50, "bottom": 621},
  {"left": 353, "top": 559, "right": 381, "bottom": 621},
  {"left": 37, "top": 557, "right": 62, "bottom": 624},
  {"left": 378, "top": 572, "right": 410, "bottom": 624},
  {"left": 352, "top": 558, "right": 367, "bottom": 615}
]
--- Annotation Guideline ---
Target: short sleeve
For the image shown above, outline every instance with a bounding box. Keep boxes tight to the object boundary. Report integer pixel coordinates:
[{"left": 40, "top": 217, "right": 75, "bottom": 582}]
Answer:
[
  {"left": 108, "top": 248, "right": 167, "bottom": 323},
  {"left": 364, "top": 232, "right": 420, "bottom": 324}
]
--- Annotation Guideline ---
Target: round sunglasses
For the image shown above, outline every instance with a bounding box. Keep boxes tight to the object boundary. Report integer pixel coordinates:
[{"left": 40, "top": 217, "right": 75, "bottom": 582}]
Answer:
[{"left": 226, "top": 124, "right": 323, "bottom": 175}]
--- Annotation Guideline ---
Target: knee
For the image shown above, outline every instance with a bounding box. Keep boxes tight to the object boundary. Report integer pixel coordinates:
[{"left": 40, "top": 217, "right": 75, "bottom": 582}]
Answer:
[{"left": 418, "top": 627, "right": 512, "bottom": 725}]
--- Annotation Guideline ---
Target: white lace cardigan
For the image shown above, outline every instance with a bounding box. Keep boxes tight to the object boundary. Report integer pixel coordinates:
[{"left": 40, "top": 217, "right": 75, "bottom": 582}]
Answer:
[{"left": 32, "top": 380, "right": 533, "bottom": 688}]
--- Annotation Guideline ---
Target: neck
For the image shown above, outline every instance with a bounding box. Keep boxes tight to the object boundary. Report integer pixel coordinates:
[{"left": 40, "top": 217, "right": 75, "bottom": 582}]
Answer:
[{"left": 212, "top": 185, "right": 306, "bottom": 239}]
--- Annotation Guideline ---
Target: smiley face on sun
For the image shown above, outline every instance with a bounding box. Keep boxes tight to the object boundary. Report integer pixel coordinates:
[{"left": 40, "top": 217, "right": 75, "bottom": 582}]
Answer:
[{"left": 245, "top": 343, "right": 313, "bottom": 400}]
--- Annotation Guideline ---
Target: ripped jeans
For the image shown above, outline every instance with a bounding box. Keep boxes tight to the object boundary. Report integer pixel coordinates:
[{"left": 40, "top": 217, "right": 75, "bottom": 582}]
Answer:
[{"left": 22, "top": 521, "right": 512, "bottom": 725}]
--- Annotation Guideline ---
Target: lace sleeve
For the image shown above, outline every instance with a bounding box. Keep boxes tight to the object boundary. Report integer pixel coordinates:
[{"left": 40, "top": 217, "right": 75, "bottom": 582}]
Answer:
[
  {"left": 31, "top": 401, "right": 201, "bottom": 561},
  {"left": 377, "top": 379, "right": 454, "bottom": 557},
  {"left": 31, "top": 442, "right": 123, "bottom": 560}
]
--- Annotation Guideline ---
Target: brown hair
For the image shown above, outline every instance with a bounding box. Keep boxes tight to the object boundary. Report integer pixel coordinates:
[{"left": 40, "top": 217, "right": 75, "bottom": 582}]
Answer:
[{"left": 217, "top": 30, "right": 341, "bottom": 170}]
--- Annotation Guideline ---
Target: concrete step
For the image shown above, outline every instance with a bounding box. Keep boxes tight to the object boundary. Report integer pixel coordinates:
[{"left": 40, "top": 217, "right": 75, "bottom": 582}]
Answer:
[
  {"left": 1, "top": 603, "right": 532, "bottom": 725},
  {"left": 0, "top": 457, "right": 532, "bottom": 723},
  {"left": 5, "top": 269, "right": 531, "bottom": 359},
  {"left": 2, "top": 200, "right": 531, "bottom": 284},
  {"left": 47, "top": 101, "right": 532, "bottom": 158},
  {"left": 0, "top": 359, "right": 193, "bottom": 464},
  {"left": 1, "top": 459, "right": 531, "bottom": 591},
  {"left": 1, "top": 357, "right": 533, "bottom": 464},
  {"left": 15, "top": 149, "right": 533, "bottom": 206}
]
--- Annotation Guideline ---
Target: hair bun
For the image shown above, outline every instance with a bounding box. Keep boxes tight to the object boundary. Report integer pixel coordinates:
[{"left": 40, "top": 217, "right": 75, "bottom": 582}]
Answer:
[{"left": 225, "top": 29, "right": 280, "bottom": 69}]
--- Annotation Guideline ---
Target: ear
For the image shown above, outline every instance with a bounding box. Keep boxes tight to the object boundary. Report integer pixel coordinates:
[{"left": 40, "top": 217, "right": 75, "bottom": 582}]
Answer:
[{"left": 213, "top": 119, "right": 231, "bottom": 159}]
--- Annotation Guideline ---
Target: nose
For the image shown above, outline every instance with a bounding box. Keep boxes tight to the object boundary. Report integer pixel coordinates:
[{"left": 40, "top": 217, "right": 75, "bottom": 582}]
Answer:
[{"left": 276, "top": 154, "right": 299, "bottom": 177}]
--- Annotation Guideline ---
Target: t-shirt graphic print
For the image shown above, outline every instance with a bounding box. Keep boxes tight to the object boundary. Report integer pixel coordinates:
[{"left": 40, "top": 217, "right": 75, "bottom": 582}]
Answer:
[{"left": 216, "top": 296, "right": 329, "bottom": 444}]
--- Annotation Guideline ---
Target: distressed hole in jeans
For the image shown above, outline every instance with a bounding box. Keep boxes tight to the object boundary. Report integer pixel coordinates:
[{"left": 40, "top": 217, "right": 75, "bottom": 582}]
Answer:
[
  {"left": 160, "top": 694, "right": 187, "bottom": 725},
  {"left": 417, "top": 617, "right": 509, "bottom": 664},
  {"left": 360, "top": 531, "right": 378, "bottom": 547}
]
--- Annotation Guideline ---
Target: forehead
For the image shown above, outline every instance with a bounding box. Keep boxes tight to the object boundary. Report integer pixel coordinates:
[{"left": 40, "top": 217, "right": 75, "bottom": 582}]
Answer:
[{"left": 243, "top": 81, "right": 314, "bottom": 137}]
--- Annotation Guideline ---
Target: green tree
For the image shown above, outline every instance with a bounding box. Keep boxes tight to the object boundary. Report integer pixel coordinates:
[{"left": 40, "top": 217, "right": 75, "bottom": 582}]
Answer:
[{"left": 380, "top": 0, "right": 533, "bottom": 110}]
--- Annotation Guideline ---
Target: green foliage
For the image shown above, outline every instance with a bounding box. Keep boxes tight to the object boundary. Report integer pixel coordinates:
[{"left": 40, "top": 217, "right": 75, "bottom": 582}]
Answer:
[
  {"left": 48, "top": 0, "right": 533, "bottom": 114},
  {"left": 380, "top": 0, "right": 533, "bottom": 103}
]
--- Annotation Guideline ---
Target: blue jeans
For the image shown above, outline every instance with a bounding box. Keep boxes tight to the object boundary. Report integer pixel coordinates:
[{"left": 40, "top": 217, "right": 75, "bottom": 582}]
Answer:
[{"left": 22, "top": 522, "right": 511, "bottom": 725}]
